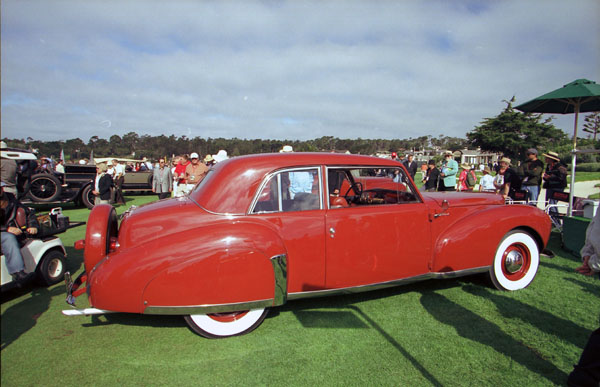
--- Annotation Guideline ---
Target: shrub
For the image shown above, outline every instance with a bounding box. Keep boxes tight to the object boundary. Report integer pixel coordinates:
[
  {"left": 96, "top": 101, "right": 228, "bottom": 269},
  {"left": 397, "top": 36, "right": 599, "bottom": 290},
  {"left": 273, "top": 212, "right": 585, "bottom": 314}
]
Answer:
[{"left": 574, "top": 162, "right": 600, "bottom": 172}]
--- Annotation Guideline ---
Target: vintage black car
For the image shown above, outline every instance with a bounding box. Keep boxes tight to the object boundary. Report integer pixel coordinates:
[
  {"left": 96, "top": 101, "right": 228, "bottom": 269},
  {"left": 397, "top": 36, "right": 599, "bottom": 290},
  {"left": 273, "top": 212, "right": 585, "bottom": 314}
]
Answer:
[{"left": 2, "top": 148, "right": 152, "bottom": 209}]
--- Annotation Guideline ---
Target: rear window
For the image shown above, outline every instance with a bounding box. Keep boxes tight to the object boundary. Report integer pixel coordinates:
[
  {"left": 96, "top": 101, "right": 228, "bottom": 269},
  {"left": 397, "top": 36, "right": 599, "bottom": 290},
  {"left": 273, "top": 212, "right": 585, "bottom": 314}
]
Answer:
[{"left": 252, "top": 167, "right": 322, "bottom": 213}]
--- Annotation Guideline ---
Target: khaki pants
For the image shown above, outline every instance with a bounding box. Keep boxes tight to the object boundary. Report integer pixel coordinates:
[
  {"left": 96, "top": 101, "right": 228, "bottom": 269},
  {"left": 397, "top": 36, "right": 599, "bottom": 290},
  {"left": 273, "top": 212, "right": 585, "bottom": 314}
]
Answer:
[{"left": 95, "top": 197, "right": 110, "bottom": 205}]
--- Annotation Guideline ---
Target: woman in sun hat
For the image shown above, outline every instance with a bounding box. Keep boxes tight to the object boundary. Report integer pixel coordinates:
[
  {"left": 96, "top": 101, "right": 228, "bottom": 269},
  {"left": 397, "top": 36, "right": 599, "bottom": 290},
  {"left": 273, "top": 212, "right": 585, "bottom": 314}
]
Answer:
[
  {"left": 493, "top": 157, "right": 522, "bottom": 200},
  {"left": 457, "top": 163, "right": 476, "bottom": 192},
  {"left": 479, "top": 166, "right": 495, "bottom": 192}
]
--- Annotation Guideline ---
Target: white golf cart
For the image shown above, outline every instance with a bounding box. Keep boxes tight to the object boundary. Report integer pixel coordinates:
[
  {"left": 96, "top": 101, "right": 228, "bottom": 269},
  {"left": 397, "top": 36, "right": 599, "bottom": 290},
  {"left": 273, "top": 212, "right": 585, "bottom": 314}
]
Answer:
[{"left": 1, "top": 208, "right": 83, "bottom": 289}]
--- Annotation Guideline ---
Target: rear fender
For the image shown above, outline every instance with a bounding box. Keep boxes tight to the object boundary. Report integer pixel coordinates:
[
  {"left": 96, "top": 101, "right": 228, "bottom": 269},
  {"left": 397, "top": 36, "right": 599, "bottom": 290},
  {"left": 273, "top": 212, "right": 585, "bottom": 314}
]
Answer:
[
  {"left": 89, "top": 221, "right": 287, "bottom": 314},
  {"left": 431, "top": 205, "right": 551, "bottom": 272}
]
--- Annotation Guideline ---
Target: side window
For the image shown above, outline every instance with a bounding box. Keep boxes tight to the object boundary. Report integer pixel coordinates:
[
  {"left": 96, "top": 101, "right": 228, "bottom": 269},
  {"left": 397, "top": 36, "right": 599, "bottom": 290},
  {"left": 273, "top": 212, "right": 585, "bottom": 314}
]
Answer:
[
  {"left": 327, "top": 167, "right": 419, "bottom": 208},
  {"left": 252, "top": 168, "right": 321, "bottom": 213}
]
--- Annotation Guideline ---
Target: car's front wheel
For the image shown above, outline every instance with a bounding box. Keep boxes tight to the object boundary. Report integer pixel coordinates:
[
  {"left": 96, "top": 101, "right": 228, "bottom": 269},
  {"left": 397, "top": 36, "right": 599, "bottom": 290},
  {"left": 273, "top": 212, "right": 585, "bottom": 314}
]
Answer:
[
  {"left": 490, "top": 230, "right": 539, "bottom": 291},
  {"left": 80, "top": 184, "right": 95, "bottom": 209},
  {"left": 184, "top": 308, "right": 268, "bottom": 338}
]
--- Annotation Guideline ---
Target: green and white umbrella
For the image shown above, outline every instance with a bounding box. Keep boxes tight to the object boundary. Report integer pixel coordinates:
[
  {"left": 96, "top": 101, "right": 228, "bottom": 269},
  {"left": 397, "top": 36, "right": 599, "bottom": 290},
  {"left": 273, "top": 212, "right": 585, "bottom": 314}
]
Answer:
[{"left": 516, "top": 78, "right": 600, "bottom": 216}]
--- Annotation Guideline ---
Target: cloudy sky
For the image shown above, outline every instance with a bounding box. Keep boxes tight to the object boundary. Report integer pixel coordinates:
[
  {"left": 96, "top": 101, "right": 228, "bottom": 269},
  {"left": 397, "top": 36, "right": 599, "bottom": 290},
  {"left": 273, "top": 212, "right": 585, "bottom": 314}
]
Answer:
[{"left": 2, "top": 0, "right": 599, "bottom": 143}]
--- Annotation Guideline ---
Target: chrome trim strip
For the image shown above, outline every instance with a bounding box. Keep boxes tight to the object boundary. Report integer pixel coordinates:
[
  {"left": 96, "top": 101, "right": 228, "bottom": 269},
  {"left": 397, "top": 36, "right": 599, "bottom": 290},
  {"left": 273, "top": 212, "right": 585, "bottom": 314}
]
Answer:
[
  {"left": 287, "top": 266, "right": 490, "bottom": 300},
  {"left": 144, "top": 254, "right": 288, "bottom": 315},
  {"left": 270, "top": 254, "right": 288, "bottom": 306},
  {"left": 277, "top": 173, "right": 283, "bottom": 212},
  {"left": 144, "top": 299, "right": 276, "bottom": 315}
]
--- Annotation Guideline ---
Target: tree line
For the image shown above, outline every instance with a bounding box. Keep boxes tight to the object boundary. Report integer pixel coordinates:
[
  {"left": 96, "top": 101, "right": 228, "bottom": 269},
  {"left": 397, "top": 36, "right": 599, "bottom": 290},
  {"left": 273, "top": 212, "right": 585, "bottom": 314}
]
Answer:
[
  {"left": 3, "top": 134, "right": 471, "bottom": 162},
  {"left": 3, "top": 101, "right": 598, "bottom": 164}
]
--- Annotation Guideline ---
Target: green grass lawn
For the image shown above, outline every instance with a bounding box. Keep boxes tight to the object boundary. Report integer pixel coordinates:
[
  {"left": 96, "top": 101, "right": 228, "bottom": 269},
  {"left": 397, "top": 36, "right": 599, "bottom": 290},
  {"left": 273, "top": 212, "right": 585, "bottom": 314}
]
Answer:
[
  {"left": 572, "top": 171, "right": 600, "bottom": 182},
  {"left": 2, "top": 196, "right": 599, "bottom": 386}
]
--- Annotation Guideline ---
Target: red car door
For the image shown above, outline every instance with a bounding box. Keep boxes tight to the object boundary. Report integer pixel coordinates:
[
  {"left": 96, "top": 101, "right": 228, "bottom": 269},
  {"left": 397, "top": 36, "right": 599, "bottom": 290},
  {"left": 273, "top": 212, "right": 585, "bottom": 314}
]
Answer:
[{"left": 324, "top": 168, "right": 431, "bottom": 289}]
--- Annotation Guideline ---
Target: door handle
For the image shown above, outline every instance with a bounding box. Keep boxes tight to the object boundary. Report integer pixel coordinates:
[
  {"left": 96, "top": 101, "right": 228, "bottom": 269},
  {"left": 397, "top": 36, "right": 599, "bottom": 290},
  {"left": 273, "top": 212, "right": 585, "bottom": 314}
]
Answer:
[{"left": 329, "top": 227, "right": 336, "bottom": 238}]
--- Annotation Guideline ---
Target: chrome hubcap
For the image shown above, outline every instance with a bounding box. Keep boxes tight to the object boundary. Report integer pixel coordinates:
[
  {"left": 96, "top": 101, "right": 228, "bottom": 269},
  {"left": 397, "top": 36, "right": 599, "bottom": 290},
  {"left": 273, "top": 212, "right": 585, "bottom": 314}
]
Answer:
[{"left": 505, "top": 250, "right": 524, "bottom": 273}]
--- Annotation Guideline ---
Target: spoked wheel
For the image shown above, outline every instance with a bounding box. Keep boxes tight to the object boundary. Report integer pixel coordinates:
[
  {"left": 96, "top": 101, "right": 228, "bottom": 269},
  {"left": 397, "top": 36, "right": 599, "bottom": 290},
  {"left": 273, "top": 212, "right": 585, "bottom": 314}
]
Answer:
[
  {"left": 490, "top": 230, "right": 539, "bottom": 291},
  {"left": 27, "top": 173, "right": 62, "bottom": 202},
  {"left": 184, "top": 308, "right": 268, "bottom": 338}
]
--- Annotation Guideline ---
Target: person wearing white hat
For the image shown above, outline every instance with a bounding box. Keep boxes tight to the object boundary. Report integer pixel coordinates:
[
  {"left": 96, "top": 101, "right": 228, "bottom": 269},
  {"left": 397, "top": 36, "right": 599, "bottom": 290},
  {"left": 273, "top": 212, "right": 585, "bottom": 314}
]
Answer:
[
  {"left": 213, "top": 150, "right": 229, "bottom": 163},
  {"left": 185, "top": 152, "right": 208, "bottom": 192},
  {"left": 279, "top": 145, "right": 293, "bottom": 153}
]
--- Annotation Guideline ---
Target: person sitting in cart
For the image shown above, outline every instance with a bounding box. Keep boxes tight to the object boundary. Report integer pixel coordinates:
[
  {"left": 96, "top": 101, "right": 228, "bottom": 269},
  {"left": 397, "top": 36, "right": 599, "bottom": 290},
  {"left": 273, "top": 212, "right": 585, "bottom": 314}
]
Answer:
[{"left": 1, "top": 181, "right": 39, "bottom": 283}]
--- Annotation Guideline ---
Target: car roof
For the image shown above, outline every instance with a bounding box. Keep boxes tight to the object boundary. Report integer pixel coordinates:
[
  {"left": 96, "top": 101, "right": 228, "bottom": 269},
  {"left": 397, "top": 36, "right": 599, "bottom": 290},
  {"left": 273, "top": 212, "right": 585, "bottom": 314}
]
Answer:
[
  {"left": 192, "top": 152, "right": 404, "bottom": 214},
  {"left": 227, "top": 152, "right": 402, "bottom": 168},
  {"left": 1, "top": 148, "right": 38, "bottom": 161}
]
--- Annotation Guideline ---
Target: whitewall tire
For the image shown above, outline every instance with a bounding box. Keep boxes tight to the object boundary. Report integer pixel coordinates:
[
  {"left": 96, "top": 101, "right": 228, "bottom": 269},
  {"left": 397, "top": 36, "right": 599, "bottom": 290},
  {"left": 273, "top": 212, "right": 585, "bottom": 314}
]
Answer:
[
  {"left": 184, "top": 308, "right": 268, "bottom": 339},
  {"left": 490, "top": 230, "right": 539, "bottom": 291}
]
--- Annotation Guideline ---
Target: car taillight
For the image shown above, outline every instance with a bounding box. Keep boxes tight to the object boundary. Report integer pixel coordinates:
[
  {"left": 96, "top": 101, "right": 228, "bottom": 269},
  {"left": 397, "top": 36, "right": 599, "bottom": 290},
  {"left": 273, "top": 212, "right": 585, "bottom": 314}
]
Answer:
[
  {"left": 109, "top": 237, "right": 120, "bottom": 253},
  {"left": 74, "top": 239, "right": 86, "bottom": 250}
]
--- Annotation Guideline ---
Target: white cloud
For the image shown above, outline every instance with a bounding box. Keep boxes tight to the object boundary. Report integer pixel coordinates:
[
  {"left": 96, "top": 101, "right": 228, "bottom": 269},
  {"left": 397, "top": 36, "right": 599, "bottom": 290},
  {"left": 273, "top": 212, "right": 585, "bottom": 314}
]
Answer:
[{"left": 1, "top": 0, "right": 599, "bottom": 142}]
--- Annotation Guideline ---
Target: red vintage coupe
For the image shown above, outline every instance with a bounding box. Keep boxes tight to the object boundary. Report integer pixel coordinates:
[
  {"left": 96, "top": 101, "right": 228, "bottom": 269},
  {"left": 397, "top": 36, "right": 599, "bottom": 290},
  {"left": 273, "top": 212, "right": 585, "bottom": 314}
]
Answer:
[{"left": 63, "top": 153, "right": 551, "bottom": 338}]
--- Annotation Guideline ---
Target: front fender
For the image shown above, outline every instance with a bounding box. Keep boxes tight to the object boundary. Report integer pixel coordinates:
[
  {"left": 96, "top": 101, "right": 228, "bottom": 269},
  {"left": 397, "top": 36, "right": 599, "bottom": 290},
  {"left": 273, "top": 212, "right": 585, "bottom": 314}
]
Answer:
[
  {"left": 431, "top": 205, "right": 551, "bottom": 272},
  {"left": 89, "top": 220, "right": 287, "bottom": 314}
]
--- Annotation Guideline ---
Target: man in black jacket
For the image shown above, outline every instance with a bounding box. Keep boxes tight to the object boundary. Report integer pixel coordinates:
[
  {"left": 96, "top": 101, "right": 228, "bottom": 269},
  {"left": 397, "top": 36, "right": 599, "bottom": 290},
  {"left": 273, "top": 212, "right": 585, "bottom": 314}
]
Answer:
[
  {"left": 520, "top": 148, "right": 544, "bottom": 206},
  {"left": 422, "top": 160, "right": 440, "bottom": 192},
  {"left": 403, "top": 154, "right": 418, "bottom": 181},
  {"left": 92, "top": 163, "right": 113, "bottom": 205},
  {"left": 1, "top": 181, "right": 39, "bottom": 282}
]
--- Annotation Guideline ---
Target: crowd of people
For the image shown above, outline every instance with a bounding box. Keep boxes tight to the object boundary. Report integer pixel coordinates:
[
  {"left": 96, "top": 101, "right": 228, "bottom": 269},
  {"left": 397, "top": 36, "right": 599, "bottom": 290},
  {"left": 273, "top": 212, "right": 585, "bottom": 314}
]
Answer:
[
  {"left": 91, "top": 150, "right": 229, "bottom": 204},
  {"left": 416, "top": 148, "right": 568, "bottom": 206}
]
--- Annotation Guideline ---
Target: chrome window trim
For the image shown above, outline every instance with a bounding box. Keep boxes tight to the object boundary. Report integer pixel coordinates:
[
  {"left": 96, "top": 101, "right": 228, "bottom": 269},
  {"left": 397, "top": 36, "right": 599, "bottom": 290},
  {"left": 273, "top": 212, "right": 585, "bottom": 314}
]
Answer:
[
  {"left": 324, "top": 165, "right": 422, "bottom": 208},
  {"left": 277, "top": 173, "right": 283, "bottom": 212},
  {"left": 248, "top": 166, "right": 323, "bottom": 214}
]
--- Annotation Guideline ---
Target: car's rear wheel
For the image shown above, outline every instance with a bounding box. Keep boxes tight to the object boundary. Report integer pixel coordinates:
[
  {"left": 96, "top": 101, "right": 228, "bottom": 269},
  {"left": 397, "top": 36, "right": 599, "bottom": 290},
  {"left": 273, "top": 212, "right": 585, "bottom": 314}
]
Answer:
[
  {"left": 27, "top": 173, "right": 62, "bottom": 202},
  {"left": 37, "top": 250, "right": 66, "bottom": 285},
  {"left": 184, "top": 308, "right": 268, "bottom": 338},
  {"left": 490, "top": 230, "right": 539, "bottom": 291}
]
